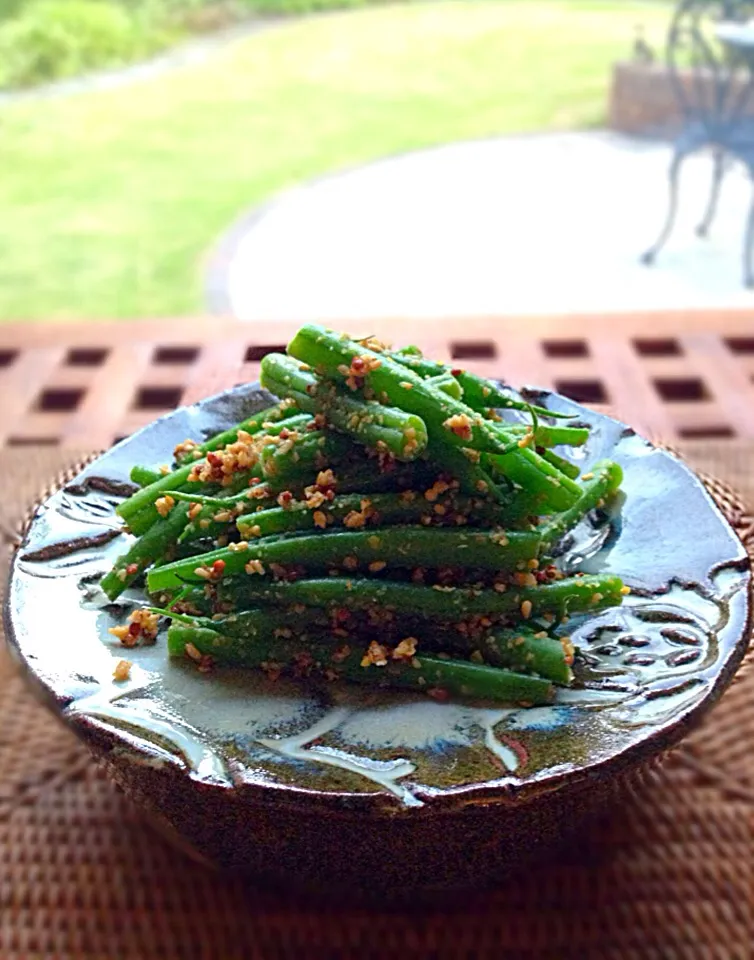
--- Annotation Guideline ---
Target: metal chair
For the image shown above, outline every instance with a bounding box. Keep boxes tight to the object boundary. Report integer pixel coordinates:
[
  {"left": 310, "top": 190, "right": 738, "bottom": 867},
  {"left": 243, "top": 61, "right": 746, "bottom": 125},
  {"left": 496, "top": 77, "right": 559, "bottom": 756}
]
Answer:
[{"left": 641, "top": 0, "right": 754, "bottom": 286}]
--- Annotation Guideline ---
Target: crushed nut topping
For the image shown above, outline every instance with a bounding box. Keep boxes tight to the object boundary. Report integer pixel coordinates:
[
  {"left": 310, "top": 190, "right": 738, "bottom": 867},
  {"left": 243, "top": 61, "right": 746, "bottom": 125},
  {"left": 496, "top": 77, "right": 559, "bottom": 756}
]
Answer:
[
  {"left": 113, "top": 659, "right": 132, "bottom": 682},
  {"left": 424, "top": 479, "right": 451, "bottom": 502},
  {"left": 155, "top": 495, "right": 175, "bottom": 518},
  {"left": 331, "top": 644, "right": 352, "bottom": 664},
  {"left": 108, "top": 608, "right": 160, "bottom": 648},
  {"left": 338, "top": 354, "right": 383, "bottom": 391},
  {"left": 392, "top": 637, "right": 418, "bottom": 661},
  {"left": 188, "top": 431, "right": 261, "bottom": 486},
  {"left": 443, "top": 413, "right": 473, "bottom": 441},
  {"left": 513, "top": 572, "right": 538, "bottom": 588},
  {"left": 354, "top": 335, "right": 391, "bottom": 353},
  {"left": 194, "top": 560, "right": 226, "bottom": 582},
  {"left": 561, "top": 636, "right": 575, "bottom": 666},
  {"left": 343, "top": 500, "right": 375, "bottom": 528},
  {"left": 174, "top": 438, "right": 199, "bottom": 459},
  {"left": 361, "top": 640, "right": 389, "bottom": 668}
]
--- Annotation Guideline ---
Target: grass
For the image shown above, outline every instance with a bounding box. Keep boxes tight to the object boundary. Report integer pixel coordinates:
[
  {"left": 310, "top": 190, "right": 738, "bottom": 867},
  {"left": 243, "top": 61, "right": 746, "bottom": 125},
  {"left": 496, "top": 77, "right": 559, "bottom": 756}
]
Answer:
[{"left": 0, "top": 1, "right": 669, "bottom": 322}]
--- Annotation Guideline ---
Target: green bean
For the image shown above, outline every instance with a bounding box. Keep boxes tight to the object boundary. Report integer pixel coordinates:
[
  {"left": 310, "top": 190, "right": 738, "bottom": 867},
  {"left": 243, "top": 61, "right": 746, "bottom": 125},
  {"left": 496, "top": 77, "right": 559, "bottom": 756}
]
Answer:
[
  {"left": 539, "top": 460, "right": 624, "bottom": 552},
  {"left": 216, "top": 574, "right": 626, "bottom": 623},
  {"left": 164, "top": 605, "right": 322, "bottom": 638},
  {"left": 235, "top": 490, "right": 525, "bottom": 541},
  {"left": 166, "top": 624, "right": 555, "bottom": 705},
  {"left": 260, "top": 429, "right": 355, "bottom": 482},
  {"left": 482, "top": 445, "right": 581, "bottom": 511},
  {"left": 173, "top": 400, "right": 300, "bottom": 464},
  {"left": 288, "top": 326, "right": 579, "bottom": 508},
  {"left": 260, "top": 354, "right": 428, "bottom": 461},
  {"left": 539, "top": 449, "right": 581, "bottom": 481},
  {"left": 164, "top": 490, "right": 265, "bottom": 509},
  {"left": 289, "top": 326, "right": 501, "bottom": 456},
  {"left": 127, "top": 466, "right": 262, "bottom": 538},
  {"left": 175, "top": 458, "right": 439, "bottom": 545},
  {"left": 445, "top": 626, "right": 572, "bottom": 684},
  {"left": 146, "top": 527, "right": 542, "bottom": 591},
  {"left": 174, "top": 484, "right": 275, "bottom": 544},
  {"left": 503, "top": 423, "right": 589, "bottom": 448},
  {"left": 427, "top": 372, "right": 463, "bottom": 400},
  {"left": 101, "top": 502, "right": 191, "bottom": 601},
  {"left": 173, "top": 430, "right": 350, "bottom": 542},
  {"left": 186, "top": 602, "right": 570, "bottom": 684},
  {"left": 118, "top": 415, "right": 309, "bottom": 530},
  {"left": 389, "top": 349, "right": 573, "bottom": 419},
  {"left": 162, "top": 585, "right": 213, "bottom": 615},
  {"left": 436, "top": 443, "right": 510, "bottom": 503},
  {"left": 131, "top": 466, "right": 163, "bottom": 487}
]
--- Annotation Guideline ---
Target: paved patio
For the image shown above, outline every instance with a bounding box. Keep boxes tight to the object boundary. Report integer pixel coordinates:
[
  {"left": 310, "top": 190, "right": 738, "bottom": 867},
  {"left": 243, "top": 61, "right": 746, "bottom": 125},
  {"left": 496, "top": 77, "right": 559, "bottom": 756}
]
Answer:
[{"left": 211, "top": 131, "right": 754, "bottom": 321}]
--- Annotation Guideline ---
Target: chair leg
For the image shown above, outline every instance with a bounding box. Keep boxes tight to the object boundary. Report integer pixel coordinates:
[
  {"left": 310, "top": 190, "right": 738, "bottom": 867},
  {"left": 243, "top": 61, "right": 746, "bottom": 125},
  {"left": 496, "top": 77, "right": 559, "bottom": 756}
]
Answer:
[
  {"left": 696, "top": 149, "right": 726, "bottom": 238},
  {"left": 641, "top": 151, "right": 684, "bottom": 266},
  {"left": 744, "top": 191, "right": 754, "bottom": 288}
]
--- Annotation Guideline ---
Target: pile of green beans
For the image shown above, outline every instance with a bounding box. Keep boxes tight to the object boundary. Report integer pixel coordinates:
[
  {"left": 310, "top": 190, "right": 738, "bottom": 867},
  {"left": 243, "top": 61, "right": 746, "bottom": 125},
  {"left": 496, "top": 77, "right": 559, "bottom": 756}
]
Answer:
[{"left": 103, "top": 325, "right": 628, "bottom": 707}]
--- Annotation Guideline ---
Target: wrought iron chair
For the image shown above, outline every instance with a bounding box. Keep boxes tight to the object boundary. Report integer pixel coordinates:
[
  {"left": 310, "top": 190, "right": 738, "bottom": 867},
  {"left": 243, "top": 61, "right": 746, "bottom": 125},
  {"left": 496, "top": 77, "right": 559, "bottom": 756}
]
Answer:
[{"left": 641, "top": 0, "right": 754, "bottom": 286}]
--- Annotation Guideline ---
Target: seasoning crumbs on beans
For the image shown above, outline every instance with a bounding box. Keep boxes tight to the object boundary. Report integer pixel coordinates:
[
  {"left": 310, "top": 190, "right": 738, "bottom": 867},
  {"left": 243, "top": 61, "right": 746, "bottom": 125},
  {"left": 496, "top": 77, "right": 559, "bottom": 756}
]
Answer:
[{"left": 113, "top": 659, "right": 132, "bottom": 682}]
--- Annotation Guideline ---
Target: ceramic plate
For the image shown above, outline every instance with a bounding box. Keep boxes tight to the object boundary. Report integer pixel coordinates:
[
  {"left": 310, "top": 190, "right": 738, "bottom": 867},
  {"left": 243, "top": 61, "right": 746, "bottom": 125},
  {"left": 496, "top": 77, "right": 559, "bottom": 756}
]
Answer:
[{"left": 5, "top": 385, "right": 751, "bottom": 814}]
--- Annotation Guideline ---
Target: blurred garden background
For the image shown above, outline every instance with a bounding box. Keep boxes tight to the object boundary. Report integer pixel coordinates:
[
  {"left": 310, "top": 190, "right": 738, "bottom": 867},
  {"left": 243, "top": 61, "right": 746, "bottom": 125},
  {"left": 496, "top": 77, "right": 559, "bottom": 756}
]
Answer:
[{"left": 0, "top": 0, "right": 672, "bottom": 323}]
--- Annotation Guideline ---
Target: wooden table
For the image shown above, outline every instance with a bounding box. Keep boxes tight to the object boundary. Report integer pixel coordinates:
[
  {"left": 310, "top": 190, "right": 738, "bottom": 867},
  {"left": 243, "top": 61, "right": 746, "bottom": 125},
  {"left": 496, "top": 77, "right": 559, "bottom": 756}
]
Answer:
[{"left": 1, "top": 309, "right": 754, "bottom": 449}]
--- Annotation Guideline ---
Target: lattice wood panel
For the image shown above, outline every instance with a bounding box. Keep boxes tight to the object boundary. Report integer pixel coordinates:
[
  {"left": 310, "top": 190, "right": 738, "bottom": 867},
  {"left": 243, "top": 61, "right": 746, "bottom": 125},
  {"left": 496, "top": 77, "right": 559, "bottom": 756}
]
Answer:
[{"left": 1, "top": 311, "right": 754, "bottom": 449}]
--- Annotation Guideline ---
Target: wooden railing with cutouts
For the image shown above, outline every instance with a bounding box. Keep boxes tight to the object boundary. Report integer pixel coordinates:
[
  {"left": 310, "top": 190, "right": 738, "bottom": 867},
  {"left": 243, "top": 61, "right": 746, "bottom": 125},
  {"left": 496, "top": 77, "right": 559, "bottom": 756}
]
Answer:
[{"left": 1, "top": 311, "right": 753, "bottom": 447}]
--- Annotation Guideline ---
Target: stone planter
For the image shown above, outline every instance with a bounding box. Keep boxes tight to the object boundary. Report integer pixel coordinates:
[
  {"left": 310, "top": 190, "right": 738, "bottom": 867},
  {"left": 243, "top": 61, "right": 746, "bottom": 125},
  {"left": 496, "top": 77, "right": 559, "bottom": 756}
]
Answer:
[{"left": 608, "top": 60, "right": 752, "bottom": 137}]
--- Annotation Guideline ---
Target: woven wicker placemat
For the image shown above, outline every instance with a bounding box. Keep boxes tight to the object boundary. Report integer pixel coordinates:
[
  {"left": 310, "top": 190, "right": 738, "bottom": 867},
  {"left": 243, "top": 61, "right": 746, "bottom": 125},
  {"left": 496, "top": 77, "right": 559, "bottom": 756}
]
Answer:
[{"left": 1, "top": 445, "right": 753, "bottom": 959}]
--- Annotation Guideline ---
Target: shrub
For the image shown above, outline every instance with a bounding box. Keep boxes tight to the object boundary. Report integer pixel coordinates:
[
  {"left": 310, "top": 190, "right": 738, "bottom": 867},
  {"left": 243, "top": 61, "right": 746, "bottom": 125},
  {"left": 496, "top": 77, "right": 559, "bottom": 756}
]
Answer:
[
  {"left": 0, "top": 0, "right": 385, "bottom": 91},
  {"left": 0, "top": 0, "right": 164, "bottom": 89}
]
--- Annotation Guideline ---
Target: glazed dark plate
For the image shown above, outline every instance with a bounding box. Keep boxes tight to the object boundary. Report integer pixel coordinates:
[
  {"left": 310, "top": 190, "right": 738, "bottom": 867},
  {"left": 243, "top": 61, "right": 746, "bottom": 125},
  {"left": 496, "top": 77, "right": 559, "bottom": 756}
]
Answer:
[{"left": 4, "top": 385, "right": 751, "bottom": 893}]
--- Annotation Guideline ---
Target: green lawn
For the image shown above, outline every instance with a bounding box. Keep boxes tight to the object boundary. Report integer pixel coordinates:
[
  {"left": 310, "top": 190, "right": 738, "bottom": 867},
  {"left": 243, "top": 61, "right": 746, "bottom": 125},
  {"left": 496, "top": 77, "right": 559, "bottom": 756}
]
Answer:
[{"left": 0, "top": 1, "right": 668, "bottom": 322}]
